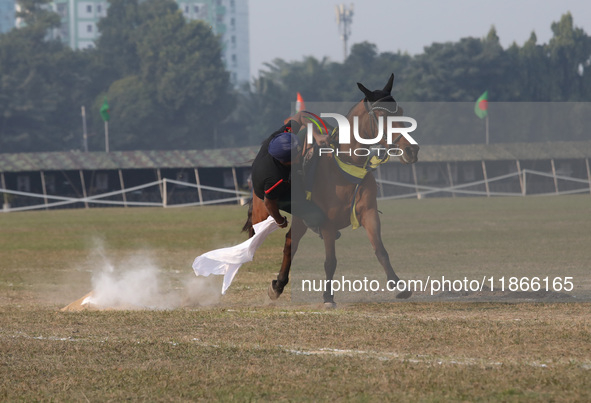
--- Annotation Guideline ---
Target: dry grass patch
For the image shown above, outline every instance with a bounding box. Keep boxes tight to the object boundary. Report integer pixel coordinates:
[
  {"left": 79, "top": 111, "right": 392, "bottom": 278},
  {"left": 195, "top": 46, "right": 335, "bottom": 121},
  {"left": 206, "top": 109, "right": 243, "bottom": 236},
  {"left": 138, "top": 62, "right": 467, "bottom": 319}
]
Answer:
[{"left": 1, "top": 198, "right": 591, "bottom": 401}]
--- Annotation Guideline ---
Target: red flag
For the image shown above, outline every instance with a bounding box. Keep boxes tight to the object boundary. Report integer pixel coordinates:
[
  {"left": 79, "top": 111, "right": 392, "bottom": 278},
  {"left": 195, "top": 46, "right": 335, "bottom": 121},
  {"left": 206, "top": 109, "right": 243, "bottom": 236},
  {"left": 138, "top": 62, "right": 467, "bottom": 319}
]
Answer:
[
  {"left": 296, "top": 92, "right": 305, "bottom": 113},
  {"left": 474, "top": 91, "right": 488, "bottom": 119}
]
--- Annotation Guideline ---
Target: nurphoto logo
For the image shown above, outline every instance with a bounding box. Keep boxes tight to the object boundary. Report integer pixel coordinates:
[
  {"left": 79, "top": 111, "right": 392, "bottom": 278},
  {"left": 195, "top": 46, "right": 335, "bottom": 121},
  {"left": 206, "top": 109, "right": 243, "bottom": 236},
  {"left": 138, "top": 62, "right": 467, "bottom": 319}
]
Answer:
[{"left": 305, "top": 113, "right": 418, "bottom": 157}]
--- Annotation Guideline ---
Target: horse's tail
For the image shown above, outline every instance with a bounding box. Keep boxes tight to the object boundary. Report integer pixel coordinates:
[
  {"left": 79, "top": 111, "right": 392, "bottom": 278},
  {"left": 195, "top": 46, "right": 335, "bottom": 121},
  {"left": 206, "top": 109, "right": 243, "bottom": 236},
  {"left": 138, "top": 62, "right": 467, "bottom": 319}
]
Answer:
[{"left": 242, "top": 197, "right": 254, "bottom": 237}]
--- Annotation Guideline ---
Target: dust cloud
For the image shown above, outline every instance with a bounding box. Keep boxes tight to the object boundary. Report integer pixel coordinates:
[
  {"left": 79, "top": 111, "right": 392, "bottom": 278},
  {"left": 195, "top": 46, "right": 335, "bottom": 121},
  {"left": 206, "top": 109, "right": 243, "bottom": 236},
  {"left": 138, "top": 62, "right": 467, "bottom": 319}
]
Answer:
[{"left": 71, "top": 239, "right": 220, "bottom": 310}]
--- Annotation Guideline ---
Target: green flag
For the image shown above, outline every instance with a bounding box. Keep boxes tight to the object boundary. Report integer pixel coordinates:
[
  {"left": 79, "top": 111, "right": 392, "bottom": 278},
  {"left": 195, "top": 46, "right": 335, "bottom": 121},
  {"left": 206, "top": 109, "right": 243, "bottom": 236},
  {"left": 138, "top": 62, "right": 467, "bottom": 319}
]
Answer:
[
  {"left": 100, "top": 97, "right": 110, "bottom": 122},
  {"left": 474, "top": 91, "right": 488, "bottom": 119}
]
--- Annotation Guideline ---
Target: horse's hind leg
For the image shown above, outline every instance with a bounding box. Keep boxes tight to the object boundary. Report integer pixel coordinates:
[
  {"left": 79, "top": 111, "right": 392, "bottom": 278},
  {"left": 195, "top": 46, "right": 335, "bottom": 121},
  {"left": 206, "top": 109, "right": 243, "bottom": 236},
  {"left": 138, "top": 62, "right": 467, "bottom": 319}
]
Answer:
[
  {"left": 268, "top": 217, "right": 307, "bottom": 300},
  {"left": 249, "top": 196, "right": 270, "bottom": 237},
  {"left": 361, "top": 209, "right": 411, "bottom": 299}
]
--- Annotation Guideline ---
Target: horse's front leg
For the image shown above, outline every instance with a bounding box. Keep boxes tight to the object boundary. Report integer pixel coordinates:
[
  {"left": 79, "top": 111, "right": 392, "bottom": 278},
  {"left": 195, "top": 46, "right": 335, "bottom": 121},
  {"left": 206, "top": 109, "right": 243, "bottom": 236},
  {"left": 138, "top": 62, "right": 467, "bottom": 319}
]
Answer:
[
  {"left": 361, "top": 208, "right": 412, "bottom": 299},
  {"left": 321, "top": 228, "right": 338, "bottom": 307},
  {"left": 268, "top": 217, "right": 307, "bottom": 300}
]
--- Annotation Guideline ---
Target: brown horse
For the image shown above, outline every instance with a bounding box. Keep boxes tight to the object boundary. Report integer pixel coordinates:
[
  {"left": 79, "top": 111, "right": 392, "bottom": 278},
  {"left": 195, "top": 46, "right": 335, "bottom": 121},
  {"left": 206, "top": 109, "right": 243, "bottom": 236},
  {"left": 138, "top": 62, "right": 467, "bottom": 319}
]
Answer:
[{"left": 244, "top": 74, "right": 419, "bottom": 305}]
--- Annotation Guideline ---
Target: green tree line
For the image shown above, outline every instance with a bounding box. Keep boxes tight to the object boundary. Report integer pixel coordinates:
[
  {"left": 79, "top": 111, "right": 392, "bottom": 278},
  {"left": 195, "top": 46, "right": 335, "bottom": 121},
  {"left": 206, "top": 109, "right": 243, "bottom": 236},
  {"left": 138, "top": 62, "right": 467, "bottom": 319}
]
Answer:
[{"left": 0, "top": 0, "right": 590, "bottom": 153}]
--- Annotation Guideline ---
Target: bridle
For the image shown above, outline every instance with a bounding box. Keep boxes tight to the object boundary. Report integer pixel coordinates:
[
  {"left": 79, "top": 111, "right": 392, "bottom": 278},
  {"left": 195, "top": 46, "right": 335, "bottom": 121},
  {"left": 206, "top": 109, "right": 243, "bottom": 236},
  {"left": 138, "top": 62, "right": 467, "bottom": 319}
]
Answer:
[
  {"left": 325, "top": 95, "right": 406, "bottom": 172},
  {"left": 365, "top": 95, "right": 398, "bottom": 115},
  {"left": 362, "top": 95, "right": 404, "bottom": 147}
]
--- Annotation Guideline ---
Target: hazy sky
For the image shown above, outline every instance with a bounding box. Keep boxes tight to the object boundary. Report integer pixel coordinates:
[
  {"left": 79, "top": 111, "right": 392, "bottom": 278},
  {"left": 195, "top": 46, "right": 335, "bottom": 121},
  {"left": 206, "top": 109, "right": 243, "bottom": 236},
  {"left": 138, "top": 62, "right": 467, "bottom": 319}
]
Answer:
[{"left": 248, "top": 0, "right": 591, "bottom": 79}]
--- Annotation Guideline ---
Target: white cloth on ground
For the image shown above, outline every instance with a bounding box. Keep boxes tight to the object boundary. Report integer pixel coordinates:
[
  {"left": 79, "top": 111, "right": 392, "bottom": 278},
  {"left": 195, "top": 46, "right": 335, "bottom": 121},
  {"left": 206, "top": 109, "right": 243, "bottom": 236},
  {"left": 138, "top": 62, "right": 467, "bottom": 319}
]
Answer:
[{"left": 192, "top": 216, "right": 280, "bottom": 294}]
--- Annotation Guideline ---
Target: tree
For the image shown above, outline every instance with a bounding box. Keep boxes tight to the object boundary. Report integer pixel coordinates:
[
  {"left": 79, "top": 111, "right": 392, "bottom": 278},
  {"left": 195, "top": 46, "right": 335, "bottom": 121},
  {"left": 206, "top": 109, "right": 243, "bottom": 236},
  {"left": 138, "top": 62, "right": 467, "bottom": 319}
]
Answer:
[
  {"left": 405, "top": 26, "right": 512, "bottom": 103},
  {"left": 0, "top": 0, "right": 93, "bottom": 153},
  {"left": 512, "top": 32, "right": 552, "bottom": 101},
  {"left": 547, "top": 12, "right": 591, "bottom": 100},
  {"left": 95, "top": 0, "right": 142, "bottom": 83},
  {"left": 94, "top": 0, "right": 232, "bottom": 150},
  {"left": 14, "top": 0, "right": 60, "bottom": 37},
  {"left": 3, "top": 7, "right": 591, "bottom": 153}
]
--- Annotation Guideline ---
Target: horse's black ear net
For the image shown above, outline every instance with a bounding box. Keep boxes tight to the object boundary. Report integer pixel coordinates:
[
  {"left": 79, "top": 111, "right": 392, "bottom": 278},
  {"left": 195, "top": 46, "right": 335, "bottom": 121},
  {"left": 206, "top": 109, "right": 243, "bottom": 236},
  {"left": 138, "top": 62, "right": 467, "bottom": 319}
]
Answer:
[
  {"left": 382, "top": 73, "right": 394, "bottom": 93},
  {"left": 357, "top": 82, "right": 372, "bottom": 97}
]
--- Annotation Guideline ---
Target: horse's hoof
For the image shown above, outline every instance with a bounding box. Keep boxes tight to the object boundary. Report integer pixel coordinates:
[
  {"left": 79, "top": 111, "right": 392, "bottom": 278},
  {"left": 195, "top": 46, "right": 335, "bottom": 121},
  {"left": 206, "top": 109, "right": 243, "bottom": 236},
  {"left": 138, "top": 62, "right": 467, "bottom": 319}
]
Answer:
[
  {"left": 268, "top": 280, "right": 282, "bottom": 300},
  {"left": 396, "top": 290, "right": 413, "bottom": 299},
  {"left": 324, "top": 301, "right": 337, "bottom": 309},
  {"left": 268, "top": 284, "right": 279, "bottom": 300}
]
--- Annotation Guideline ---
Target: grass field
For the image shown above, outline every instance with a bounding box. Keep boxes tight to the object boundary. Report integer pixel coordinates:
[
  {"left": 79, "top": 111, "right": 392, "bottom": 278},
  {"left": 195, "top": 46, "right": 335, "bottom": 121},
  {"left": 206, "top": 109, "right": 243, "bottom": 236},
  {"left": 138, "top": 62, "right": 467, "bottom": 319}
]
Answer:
[{"left": 1, "top": 196, "right": 591, "bottom": 401}]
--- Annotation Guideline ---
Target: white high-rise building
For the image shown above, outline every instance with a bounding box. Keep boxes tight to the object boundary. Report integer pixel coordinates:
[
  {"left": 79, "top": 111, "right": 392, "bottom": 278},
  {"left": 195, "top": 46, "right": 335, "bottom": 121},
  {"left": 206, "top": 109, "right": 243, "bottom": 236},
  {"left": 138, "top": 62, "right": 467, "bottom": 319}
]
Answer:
[
  {"left": 178, "top": 0, "right": 250, "bottom": 86},
  {"left": 222, "top": 0, "right": 250, "bottom": 86},
  {"left": 49, "top": 0, "right": 108, "bottom": 49}
]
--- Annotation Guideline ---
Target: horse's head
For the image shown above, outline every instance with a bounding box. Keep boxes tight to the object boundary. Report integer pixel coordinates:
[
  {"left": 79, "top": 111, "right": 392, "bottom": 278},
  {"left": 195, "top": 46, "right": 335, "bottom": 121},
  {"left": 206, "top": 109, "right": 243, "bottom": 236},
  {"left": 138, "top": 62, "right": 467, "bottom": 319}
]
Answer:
[{"left": 356, "top": 74, "right": 419, "bottom": 164}]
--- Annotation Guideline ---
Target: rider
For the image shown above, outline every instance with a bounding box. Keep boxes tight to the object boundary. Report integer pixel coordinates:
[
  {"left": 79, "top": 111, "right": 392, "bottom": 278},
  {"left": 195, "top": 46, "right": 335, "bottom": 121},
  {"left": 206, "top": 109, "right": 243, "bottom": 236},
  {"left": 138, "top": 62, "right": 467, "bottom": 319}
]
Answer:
[{"left": 250, "top": 116, "right": 331, "bottom": 235}]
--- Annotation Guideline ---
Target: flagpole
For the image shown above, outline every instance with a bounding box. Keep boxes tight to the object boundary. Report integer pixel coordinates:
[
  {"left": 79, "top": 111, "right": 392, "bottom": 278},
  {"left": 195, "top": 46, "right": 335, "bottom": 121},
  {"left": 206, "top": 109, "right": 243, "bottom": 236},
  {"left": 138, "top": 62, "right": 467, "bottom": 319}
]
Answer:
[
  {"left": 100, "top": 97, "right": 110, "bottom": 152},
  {"left": 81, "top": 106, "right": 88, "bottom": 152},
  {"left": 485, "top": 115, "right": 489, "bottom": 145},
  {"left": 104, "top": 121, "right": 110, "bottom": 153}
]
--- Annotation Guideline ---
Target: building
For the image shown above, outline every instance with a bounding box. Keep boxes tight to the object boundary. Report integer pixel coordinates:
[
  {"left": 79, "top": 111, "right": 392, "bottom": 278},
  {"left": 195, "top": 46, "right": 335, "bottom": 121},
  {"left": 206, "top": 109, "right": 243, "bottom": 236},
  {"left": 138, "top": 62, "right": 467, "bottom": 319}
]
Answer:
[
  {"left": 0, "top": 0, "right": 15, "bottom": 33},
  {"left": 0, "top": 147, "right": 256, "bottom": 210},
  {"left": 2, "top": 141, "right": 591, "bottom": 212},
  {"left": 376, "top": 141, "right": 591, "bottom": 199},
  {"left": 46, "top": 0, "right": 249, "bottom": 86},
  {"left": 50, "top": 0, "right": 107, "bottom": 49},
  {"left": 179, "top": 0, "right": 250, "bottom": 86},
  {"left": 223, "top": 0, "right": 250, "bottom": 86}
]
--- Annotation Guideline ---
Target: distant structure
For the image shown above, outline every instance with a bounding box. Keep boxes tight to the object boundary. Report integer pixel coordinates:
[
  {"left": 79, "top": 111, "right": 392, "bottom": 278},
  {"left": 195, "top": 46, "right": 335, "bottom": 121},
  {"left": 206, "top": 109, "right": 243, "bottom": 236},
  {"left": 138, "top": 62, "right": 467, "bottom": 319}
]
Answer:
[
  {"left": 3, "top": 141, "right": 591, "bottom": 212},
  {"left": 180, "top": 0, "right": 250, "bottom": 86},
  {"left": 38, "top": 0, "right": 249, "bottom": 87},
  {"left": 335, "top": 3, "right": 353, "bottom": 60},
  {"left": 48, "top": 0, "right": 108, "bottom": 49},
  {"left": 0, "top": 0, "right": 15, "bottom": 33}
]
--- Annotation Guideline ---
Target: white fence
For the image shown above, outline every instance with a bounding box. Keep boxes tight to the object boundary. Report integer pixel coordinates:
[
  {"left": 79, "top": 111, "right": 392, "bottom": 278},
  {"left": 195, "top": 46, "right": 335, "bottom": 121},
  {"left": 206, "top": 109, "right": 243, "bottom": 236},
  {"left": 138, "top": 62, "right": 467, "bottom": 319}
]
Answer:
[
  {"left": 1, "top": 169, "right": 590, "bottom": 213},
  {"left": 377, "top": 168, "right": 591, "bottom": 199},
  {"left": 0, "top": 178, "right": 250, "bottom": 213}
]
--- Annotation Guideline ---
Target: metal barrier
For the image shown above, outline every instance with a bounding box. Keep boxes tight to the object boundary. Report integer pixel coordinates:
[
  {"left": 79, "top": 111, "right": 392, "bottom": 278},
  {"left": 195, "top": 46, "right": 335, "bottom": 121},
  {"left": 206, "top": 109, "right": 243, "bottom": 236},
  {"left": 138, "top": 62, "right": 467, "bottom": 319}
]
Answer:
[
  {"left": 376, "top": 169, "right": 591, "bottom": 199},
  {"left": 2, "top": 169, "right": 590, "bottom": 212},
  {"left": 0, "top": 178, "right": 250, "bottom": 212}
]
